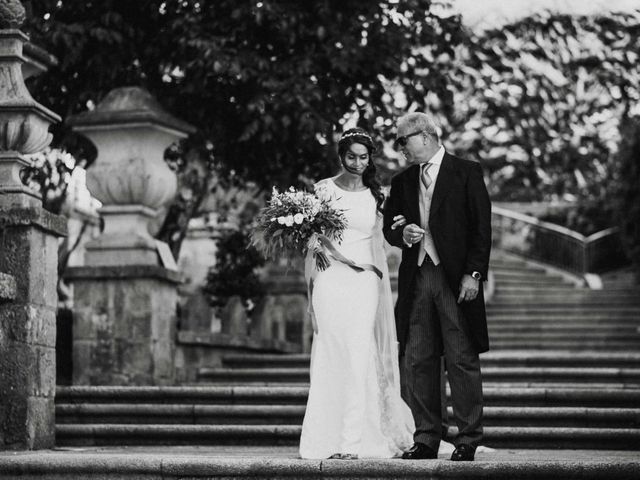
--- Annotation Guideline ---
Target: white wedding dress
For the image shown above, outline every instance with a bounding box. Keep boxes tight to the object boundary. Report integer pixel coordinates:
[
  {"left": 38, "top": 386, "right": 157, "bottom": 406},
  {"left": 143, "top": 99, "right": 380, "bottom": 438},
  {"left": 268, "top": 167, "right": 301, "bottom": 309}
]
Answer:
[{"left": 299, "top": 178, "right": 415, "bottom": 459}]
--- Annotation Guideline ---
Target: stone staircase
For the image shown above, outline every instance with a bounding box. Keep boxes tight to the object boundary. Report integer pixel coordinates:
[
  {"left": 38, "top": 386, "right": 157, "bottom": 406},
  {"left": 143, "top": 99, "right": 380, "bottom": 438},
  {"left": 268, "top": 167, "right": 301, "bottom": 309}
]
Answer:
[{"left": 55, "top": 252, "right": 640, "bottom": 450}]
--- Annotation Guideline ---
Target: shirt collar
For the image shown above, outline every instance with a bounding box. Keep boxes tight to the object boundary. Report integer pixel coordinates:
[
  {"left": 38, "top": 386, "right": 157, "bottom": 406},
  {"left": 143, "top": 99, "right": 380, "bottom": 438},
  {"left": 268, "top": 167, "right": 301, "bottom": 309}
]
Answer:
[{"left": 424, "top": 145, "right": 445, "bottom": 166}]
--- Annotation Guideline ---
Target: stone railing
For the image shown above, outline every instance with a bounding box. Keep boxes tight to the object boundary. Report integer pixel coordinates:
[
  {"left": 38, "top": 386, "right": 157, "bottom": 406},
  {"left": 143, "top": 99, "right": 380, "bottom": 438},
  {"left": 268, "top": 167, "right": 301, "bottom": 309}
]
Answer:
[{"left": 492, "top": 206, "right": 628, "bottom": 276}]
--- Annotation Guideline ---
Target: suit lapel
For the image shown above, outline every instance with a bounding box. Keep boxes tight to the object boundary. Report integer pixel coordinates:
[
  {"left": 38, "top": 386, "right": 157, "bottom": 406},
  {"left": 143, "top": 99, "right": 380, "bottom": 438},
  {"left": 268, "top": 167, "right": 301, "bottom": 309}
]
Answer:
[
  {"left": 430, "top": 153, "right": 454, "bottom": 219},
  {"left": 403, "top": 164, "right": 420, "bottom": 222}
]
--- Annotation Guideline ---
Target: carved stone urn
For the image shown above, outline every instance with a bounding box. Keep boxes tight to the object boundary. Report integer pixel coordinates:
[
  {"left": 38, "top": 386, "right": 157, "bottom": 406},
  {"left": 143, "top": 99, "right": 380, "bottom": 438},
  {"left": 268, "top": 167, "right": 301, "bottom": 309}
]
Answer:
[
  {"left": 67, "top": 87, "right": 195, "bottom": 266},
  {"left": 0, "top": 25, "right": 60, "bottom": 207}
]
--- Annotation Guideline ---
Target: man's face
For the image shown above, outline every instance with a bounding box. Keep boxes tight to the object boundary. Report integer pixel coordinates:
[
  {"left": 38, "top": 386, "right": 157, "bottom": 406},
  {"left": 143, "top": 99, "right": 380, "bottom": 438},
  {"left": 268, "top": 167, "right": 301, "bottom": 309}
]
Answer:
[{"left": 395, "top": 124, "right": 425, "bottom": 164}]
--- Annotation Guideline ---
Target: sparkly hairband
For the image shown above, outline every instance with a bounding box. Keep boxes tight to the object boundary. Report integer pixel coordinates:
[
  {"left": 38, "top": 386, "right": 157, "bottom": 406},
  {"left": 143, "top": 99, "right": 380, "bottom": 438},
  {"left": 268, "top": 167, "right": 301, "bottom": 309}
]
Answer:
[{"left": 340, "top": 131, "right": 373, "bottom": 142}]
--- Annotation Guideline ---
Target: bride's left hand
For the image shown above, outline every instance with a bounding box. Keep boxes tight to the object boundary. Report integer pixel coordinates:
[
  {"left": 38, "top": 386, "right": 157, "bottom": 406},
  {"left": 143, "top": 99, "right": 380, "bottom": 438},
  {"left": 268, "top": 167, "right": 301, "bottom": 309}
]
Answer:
[{"left": 391, "top": 215, "right": 407, "bottom": 230}]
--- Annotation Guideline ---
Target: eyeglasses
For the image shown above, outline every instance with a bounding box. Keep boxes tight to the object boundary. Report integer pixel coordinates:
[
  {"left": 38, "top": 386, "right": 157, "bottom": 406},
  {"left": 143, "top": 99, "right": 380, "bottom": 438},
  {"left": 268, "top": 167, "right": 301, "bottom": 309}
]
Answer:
[{"left": 393, "top": 130, "right": 424, "bottom": 149}]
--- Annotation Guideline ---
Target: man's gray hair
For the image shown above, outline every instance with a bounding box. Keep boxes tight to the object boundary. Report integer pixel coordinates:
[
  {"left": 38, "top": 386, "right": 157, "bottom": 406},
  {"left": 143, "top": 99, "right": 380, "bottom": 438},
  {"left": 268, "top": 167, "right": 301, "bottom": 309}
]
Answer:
[{"left": 397, "top": 112, "right": 440, "bottom": 141}]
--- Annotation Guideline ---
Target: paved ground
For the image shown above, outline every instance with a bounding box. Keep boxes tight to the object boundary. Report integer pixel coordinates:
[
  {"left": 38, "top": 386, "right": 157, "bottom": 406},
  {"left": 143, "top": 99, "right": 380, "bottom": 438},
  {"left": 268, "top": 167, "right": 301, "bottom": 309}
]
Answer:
[
  {"left": 2, "top": 445, "right": 638, "bottom": 461},
  {"left": 2, "top": 447, "right": 639, "bottom": 479}
]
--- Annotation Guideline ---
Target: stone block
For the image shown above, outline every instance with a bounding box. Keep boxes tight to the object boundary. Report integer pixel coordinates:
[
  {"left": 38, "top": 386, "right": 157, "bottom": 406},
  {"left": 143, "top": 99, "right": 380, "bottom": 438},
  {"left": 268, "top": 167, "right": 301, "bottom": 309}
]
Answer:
[
  {"left": 0, "top": 226, "right": 57, "bottom": 308},
  {"left": 0, "top": 341, "right": 55, "bottom": 397},
  {"left": 179, "top": 291, "right": 216, "bottom": 332},
  {"left": 71, "top": 340, "right": 98, "bottom": 385},
  {"left": 117, "top": 339, "right": 153, "bottom": 384},
  {"left": 220, "top": 296, "right": 248, "bottom": 336},
  {"left": 0, "top": 394, "right": 54, "bottom": 449},
  {"left": 113, "top": 308, "right": 152, "bottom": 342},
  {"left": 0, "top": 304, "right": 56, "bottom": 347},
  {"left": 151, "top": 340, "right": 174, "bottom": 384},
  {"left": 69, "top": 275, "right": 177, "bottom": 385},
  {"left": 251, "top": 293, "right": 306, "bottom": 347},
  {"left": 0, "top": 271, "right": 16, "bottom": 301}
]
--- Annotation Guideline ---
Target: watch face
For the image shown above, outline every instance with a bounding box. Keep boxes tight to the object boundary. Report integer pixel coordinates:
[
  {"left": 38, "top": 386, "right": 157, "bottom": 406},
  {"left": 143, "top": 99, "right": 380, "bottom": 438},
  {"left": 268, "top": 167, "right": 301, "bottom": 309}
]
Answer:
[{"left": 472, "top": 272, "right": 481, "bottom": 280}]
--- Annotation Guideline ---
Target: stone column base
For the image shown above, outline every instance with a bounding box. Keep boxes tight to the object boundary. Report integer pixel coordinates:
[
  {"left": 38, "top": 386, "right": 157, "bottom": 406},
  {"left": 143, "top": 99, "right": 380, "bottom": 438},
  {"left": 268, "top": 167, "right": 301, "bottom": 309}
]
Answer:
[
  {"left": 65, "top": 265, "right": 181, "bottom": 386},
  {"left": 0, "top": 207, "right": 66, "bottom": 450}
]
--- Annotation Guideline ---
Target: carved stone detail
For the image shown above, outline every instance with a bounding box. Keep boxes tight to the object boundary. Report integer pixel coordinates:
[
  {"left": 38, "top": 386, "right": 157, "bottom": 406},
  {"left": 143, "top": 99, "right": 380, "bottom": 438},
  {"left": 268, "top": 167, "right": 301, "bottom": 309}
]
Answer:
[
  {"left": 0, "top": 117, "right": 52, "bottom": 154},
  {"left": 0, "top": 0, "right": 26, "bottom": 29}
]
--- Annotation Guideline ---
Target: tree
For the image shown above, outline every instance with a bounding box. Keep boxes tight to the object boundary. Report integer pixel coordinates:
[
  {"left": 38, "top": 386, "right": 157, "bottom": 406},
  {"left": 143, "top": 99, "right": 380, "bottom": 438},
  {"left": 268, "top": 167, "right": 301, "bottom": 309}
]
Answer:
[
  {"left": 24, "top": 0, "right": 463, "bottom": 255},
  {"left": 427, "top": 10, "right": 640, "bottom": 202},
  {"left": 612, "top": 118, "right": 640, "bottom": 282}
]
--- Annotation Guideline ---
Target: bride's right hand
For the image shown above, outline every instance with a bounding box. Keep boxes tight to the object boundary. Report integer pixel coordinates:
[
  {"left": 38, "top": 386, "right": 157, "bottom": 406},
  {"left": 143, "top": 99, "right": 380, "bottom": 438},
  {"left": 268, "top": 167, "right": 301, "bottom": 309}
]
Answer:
[{"left": 391, "top": 215, "right": 407, "bottom": 230}]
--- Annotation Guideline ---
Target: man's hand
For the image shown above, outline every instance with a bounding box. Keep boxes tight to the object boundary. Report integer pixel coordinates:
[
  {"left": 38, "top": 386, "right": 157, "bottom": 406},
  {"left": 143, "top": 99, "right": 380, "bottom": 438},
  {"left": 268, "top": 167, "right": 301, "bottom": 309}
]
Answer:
[
  {"left": 391, "top": 215, "right": 407, "bottom": 230},
  {"left": 457, "top": 274, "right": 479, "bottom": 304},
  {"left": 402, "top": 223, "right": 426, "bottom": 246}
]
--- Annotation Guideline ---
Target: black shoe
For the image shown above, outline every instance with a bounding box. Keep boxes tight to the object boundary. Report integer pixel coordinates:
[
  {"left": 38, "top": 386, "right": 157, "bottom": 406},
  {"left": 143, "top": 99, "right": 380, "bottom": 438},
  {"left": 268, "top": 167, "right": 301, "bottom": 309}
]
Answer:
[
  {"left": 402, "top": 442, "right": 438, "bottom": 460},
  {"left": 450, "top": 444, "right": 475, "bottom": 461}
]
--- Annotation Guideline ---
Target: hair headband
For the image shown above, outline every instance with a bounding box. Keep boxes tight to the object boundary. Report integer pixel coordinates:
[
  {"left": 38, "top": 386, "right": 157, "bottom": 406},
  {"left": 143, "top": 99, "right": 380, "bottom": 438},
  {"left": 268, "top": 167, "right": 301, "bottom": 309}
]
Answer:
[{"left": 340, "top": 131, "right": 373, "bottom": 142}]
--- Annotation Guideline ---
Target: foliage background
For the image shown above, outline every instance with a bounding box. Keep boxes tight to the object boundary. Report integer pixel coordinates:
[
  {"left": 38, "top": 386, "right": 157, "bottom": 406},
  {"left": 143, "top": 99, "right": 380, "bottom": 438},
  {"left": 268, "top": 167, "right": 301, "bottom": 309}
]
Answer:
[
  {"left": 23, "top": 0, "right": 462, "bottom": 256},
  {"left": 21, "top": 2, "right": 640, "bottom": 280}
]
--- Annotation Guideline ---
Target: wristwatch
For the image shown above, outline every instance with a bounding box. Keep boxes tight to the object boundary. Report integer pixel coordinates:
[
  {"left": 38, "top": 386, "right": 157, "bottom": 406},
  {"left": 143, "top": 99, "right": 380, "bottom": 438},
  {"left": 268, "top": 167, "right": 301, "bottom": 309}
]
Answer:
[{"left": 470, "top": 271, "right": 482, "bottom": 281}]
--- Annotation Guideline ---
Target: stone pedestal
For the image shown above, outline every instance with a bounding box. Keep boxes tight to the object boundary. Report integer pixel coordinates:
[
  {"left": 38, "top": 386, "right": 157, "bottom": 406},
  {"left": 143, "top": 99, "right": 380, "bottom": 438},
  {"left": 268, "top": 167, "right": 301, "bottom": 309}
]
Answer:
[
  {"left": 0, "top": 7, "right": 63, "bottom": 450},
  {"left": 65, "top": 87, "right": 194, "bottom": 386},
  {"left": 65, "top": 266, "right": 180, "bottom": 385},
  {"left": 0, "top": 208, "right": 66, "bottom": 449}
]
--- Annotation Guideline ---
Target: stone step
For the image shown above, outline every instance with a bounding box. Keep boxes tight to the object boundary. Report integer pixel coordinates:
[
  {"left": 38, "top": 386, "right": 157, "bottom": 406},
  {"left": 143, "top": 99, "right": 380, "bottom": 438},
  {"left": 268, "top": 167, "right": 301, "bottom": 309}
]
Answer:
[
  {"left": 496, "top": 282, "right": 592, "bottom": 296},
  {"left": 490, "top": 298, "right": 640, "bottom": 306},
  {"left": 222, "top": 352, "right": 640, "bottom": 369},
  {"left": 3, "top": 448, "right": 639, "bottom": 480},
  {"left": 492, "top": 270, "right": 567, "bottom": 279},
  {"left": 493, "top": 292, "right": 640, "bottom": 300},
  {"left": 494, "top": 280, "right": 577, "bottom": 288},
  {"left": 488, "top": 332, "right": 640, "bottom": 341},
  {"left": 197, "top": 367, "right": 640, "bottom": 386},
  {"left": 487, "top": 316, "right": 640, "bottom": 324},
  {"left": 486, "top": 306, "right": 640, "bottom": 314},
  {"left": 55, "top": 404, "right": 640, "bottom": 429},
  {"left": 492, "top": 289, "right": 640, "bottom": 295},
  {"left": 486, "top": 324, "right": 640, "bottom": 332},
  {"left": 54, "top": 424, "right": 640, "bottom": 449},
  {"left": 489, "top": 264, "right": 548, "bottom": 273},
  {"left": 56, "top": 386, "right": 640, "bottom": 408},
  {"left": 489, "top": 341, "right": 640, "bottom": 350}
]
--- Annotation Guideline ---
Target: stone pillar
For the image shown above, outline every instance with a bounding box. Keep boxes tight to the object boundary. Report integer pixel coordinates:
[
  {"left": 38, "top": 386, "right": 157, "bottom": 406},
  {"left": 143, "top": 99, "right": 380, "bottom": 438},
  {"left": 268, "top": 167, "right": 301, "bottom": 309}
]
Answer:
[
  {"left": 65, "top": 87, "right": 195, "bottom": 385},
  {"left": 0, "top": 3, "right": 65, "bottom": 450},
  {"left": 252, "top": 262, "right": 308, "bottom": 351}
]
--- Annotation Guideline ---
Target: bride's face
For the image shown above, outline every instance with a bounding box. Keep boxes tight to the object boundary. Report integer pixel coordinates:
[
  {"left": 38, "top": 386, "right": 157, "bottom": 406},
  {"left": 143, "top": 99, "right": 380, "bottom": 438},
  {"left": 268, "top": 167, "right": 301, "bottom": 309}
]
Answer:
[{"left": 342, "top": 143, "right": 370, "bottom": 175}]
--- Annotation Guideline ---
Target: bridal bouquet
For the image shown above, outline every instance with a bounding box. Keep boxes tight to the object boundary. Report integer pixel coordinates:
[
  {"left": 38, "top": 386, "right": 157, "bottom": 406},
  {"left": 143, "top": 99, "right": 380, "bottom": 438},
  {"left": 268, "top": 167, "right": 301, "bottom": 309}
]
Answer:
[{"left": 251, "top": 186, "right": 346, "bottom": 270}]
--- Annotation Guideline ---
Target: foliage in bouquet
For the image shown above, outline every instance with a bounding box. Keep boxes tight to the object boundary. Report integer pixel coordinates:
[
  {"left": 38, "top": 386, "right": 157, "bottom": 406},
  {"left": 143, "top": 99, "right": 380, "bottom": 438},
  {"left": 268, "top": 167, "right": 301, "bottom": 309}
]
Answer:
[{"left": 251, "top": 187, "right": 346, "bottom": 269}]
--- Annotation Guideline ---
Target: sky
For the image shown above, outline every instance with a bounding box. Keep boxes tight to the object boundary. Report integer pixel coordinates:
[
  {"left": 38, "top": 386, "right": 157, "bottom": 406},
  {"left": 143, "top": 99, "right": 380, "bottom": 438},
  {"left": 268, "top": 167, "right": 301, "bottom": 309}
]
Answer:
[{"left": 451, "top": 0, "right": 640, "bottom": 29}]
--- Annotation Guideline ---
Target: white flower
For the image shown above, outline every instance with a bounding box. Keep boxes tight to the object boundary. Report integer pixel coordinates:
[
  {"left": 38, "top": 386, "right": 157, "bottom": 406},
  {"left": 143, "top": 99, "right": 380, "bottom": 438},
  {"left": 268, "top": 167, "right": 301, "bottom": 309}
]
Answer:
[
  {"left": 270, "top": 218, "right": 277, "bottom": 222},
  {"left": 277, "top": 216, "right": 286, "bottom": 225},
  {"left": 284, "top": 215, "right": 294, "bottom": 227},
  {"left": 293, "top": 213, "right": 304, "bottom": 224}
]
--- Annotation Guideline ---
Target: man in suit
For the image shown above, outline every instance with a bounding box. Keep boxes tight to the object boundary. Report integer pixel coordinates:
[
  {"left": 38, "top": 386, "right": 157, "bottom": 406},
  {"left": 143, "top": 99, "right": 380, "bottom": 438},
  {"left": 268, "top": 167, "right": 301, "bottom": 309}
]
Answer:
[{"left": 383, "top": 112, "right": 491, "bottom": 461}]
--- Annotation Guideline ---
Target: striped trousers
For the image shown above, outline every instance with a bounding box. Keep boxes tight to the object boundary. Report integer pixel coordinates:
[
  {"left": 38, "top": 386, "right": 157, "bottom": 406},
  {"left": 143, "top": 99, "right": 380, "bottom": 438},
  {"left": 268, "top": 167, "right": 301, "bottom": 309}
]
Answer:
[{"left": 402, "top": 261, "right": 483, "bottom": 450}]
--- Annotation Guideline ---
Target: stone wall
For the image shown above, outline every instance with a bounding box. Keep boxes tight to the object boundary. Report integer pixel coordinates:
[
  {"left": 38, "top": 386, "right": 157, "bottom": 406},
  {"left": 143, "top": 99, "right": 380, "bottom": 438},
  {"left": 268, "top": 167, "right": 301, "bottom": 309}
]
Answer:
[{"left": 0, "top": 208, "right": 66, "bottom": 449}]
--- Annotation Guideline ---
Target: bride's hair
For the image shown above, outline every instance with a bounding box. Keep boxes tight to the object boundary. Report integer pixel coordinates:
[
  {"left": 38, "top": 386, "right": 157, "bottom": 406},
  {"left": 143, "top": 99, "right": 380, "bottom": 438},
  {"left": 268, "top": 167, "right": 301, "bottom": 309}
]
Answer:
[{"left": 337, "top": 128, "right": 385, "bottom": 213}]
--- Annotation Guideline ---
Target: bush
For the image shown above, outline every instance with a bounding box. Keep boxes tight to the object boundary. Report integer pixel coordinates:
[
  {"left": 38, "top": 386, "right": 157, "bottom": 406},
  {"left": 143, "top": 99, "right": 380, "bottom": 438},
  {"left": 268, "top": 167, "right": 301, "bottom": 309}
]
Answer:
[{"left": 203, "top": 229, "right": 265, "bottom": 311}]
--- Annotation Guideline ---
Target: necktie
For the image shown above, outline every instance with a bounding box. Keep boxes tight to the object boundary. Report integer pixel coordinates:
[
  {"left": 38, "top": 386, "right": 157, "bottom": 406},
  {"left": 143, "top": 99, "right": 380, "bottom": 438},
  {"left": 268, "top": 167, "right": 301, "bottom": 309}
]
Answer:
[
  {"left": 418, "top": 161, "right": 440, "bottom": 266},
  {"left": 421, "top": 162, "right": 433, "bottom": 190}
]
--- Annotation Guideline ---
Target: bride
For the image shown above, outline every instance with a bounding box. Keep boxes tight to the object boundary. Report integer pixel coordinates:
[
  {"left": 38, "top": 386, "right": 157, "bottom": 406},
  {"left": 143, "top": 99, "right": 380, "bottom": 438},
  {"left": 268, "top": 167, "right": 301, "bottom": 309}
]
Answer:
[{"left": 299, "top": 128, "right": 452, "bottom": 459}]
